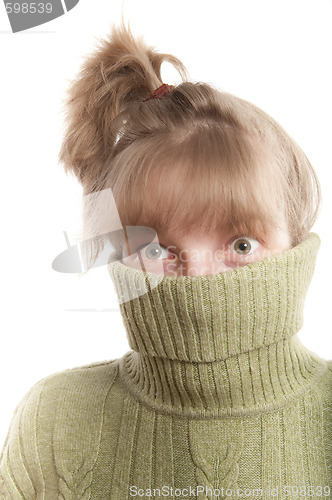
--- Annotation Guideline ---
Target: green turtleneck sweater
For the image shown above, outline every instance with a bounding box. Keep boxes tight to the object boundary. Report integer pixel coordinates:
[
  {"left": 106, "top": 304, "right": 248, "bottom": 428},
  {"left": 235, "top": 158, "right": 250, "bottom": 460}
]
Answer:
[{"left": 0, "top": 232, "right": 331, "bottom": 499}]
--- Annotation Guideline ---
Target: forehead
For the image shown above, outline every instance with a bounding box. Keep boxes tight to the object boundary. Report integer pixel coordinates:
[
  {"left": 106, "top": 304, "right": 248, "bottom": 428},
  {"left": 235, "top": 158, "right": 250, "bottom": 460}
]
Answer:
[
  {"left": 138, "top": 208, "right": 267, "bottom": 243},
  {"left": 122, "top": 136, "right": 284, "bottom": 243}
]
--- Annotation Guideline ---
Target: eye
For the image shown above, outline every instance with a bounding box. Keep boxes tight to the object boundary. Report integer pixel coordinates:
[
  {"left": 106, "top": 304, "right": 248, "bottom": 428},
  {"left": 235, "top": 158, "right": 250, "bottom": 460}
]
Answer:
[
  {"left": 138, "top": 242, "right": 174, "bottom": 261},
  {"left": 229, "top": 237, "right": 261, "bottom": 255}
]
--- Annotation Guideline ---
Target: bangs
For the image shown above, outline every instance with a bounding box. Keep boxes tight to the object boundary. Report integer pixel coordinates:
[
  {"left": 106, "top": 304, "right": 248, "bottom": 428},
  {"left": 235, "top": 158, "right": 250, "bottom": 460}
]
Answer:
[{"left": 110, "top": 124, "right": 287, "bottom": 241}]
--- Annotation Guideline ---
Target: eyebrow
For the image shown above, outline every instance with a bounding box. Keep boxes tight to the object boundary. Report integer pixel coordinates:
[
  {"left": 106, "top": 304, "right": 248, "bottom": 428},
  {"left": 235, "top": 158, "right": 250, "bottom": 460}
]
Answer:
[
  {"left": 133, "top": 220, "right": 260, "bottom": 244},
  {"left": 153, "top": 228, "right": 238, "bottom": 247}
]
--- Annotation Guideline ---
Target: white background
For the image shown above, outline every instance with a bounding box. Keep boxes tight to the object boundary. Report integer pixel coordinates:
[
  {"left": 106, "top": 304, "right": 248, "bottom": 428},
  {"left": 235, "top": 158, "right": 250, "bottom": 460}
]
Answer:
[{"left": 0, "top": 0, "right": 332, "bottom": 446}]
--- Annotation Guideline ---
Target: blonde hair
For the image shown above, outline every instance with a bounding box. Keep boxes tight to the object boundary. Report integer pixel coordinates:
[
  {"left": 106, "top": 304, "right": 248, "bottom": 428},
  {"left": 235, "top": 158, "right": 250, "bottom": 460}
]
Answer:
[{"left": 59, "top": 22, "right": 321, "bottom": 272}]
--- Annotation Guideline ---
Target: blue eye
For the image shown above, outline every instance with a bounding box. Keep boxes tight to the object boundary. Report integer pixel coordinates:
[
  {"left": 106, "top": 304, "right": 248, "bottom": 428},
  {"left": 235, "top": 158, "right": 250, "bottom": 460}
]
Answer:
[
  {"left": 139, "top": 243, "right": 169, "bottom": 261},
  {"left": 230, "top": 237, "right": 260, "bottom": 255}
]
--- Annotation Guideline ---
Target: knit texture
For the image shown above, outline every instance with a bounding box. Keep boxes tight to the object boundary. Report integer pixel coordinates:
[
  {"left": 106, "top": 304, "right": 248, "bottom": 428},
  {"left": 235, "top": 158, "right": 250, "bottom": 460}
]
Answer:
[{"left": 0, "top": 232, "right": 331, "bottom": 499}]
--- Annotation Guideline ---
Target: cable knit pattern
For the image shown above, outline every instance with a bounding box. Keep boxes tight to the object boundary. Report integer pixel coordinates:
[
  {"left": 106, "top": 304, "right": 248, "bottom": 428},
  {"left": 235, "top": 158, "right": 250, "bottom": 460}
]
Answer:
[
  {"left": 0, "top": 232, "right": 331, "bottom": 499},
  {"left": 189, "top": 420, "right": 244, "bottom": 496}
]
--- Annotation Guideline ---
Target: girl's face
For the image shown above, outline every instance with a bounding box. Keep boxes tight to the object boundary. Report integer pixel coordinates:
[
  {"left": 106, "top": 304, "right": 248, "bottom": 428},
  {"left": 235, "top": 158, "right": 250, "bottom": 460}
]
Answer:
[{"left": 121, "top": 224, "right": 292, "bottom": 277}]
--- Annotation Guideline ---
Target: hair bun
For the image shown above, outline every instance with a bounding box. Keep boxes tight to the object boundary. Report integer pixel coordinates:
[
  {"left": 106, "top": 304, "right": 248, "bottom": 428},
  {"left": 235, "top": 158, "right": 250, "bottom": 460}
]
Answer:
[{"left": 58, "top": 22, "right": 188, "bottom": 189}]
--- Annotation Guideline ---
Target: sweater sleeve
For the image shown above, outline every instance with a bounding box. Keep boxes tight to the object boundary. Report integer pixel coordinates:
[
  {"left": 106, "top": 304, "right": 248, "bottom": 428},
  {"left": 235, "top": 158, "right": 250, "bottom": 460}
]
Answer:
[{"left": 0, "top": 381, "right": 45, "bottom": 499}]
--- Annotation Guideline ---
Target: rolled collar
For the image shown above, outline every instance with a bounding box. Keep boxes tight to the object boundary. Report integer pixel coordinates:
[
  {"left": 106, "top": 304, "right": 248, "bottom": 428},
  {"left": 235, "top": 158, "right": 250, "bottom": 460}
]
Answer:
[{"left": 108, "top": 233, "right": 328, "bottom": 417}]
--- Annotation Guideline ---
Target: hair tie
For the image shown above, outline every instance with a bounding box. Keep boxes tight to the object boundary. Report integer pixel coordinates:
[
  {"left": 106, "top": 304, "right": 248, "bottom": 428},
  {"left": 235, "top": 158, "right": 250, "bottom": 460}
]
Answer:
[{"left": 143, "top": 83, "right": 174, "bottom": 102}]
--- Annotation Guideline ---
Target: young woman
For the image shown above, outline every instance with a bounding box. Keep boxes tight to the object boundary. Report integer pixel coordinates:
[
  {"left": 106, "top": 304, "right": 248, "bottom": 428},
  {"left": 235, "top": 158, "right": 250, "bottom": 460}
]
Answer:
[{"left": 1, "top": 23, "right": 331, "bottom": 499}]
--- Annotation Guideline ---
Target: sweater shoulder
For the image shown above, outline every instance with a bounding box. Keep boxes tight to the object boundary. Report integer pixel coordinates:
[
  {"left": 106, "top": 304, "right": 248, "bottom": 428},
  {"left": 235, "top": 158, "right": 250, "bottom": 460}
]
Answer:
[
  {"left": 29, "top": 356, "right": 122, "bottom": 427},
  {"left": 325, "top": 359, "right": 332, "bottom": 394},
  {"left": 9, "top": 357, "right": 121, "bottom": 411},
  {"left": 324, "top": 359, "right": 332, "bottom": 388},
  {"left": 2, "top": 357, "right": 121, "bottom": 430},
  {"left": 33, "top": 357, "right": 121, "bottom": 394},
  {"left": 0, "top": 358, "right": 122, "bottom": 498},
  {"left": 29, "top": 358, "right": 122, "bottom": 425},
  {"left": 313, "top": 358, "right": 332, "bottom": 408},
  {"left": 1, "top": 357, "right": 122, "bottom": 441}
]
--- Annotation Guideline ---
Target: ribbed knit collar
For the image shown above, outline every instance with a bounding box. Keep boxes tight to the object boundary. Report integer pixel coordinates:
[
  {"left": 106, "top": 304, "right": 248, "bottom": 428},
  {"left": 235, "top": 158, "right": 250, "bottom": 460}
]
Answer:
[{"left": 108, "top": 232, "right": 328, "bottom": 418}]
